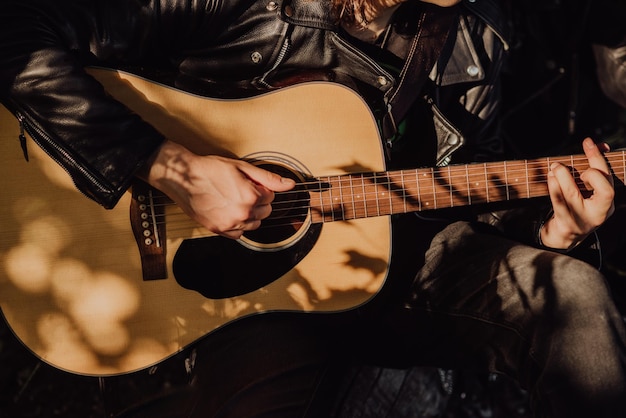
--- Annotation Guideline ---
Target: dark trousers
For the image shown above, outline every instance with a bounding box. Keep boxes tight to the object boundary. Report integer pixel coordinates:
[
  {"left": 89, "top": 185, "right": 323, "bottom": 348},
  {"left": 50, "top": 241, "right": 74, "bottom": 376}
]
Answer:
[{"left": 116, "top": 221, "right": 626, "bottom": 418}]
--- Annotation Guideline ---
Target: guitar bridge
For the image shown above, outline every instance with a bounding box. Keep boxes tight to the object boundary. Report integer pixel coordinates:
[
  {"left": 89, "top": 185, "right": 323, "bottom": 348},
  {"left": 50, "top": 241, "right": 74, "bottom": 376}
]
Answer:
[{"left": 130, "top": 180, "right": 168, "bottom": 280}]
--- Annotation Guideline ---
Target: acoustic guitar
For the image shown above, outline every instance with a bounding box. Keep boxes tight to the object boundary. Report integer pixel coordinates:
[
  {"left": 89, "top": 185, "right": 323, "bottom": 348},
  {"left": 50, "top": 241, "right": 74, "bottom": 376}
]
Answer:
[{"left": 1, "top": 68, "right": 623, "bottom": 376}]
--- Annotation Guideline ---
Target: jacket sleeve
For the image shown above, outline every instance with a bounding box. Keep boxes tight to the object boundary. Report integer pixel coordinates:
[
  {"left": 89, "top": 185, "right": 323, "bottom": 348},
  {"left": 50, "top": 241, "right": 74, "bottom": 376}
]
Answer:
[{"left": 0, "top": 0, "right": 175, "bottom": 208}]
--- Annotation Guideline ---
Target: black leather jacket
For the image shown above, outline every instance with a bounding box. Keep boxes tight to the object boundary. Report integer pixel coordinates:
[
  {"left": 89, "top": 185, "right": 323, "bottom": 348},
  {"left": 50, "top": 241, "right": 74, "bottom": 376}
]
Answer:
[{"left": 0, "top": 0, "right": 507, "bottom": 209}]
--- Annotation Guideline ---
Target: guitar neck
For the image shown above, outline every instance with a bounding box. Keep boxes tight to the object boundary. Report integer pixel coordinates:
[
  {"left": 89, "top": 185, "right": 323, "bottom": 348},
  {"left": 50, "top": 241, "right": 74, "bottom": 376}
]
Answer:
[{"left": 308, "top": 150, "right": 626, "bottom": 222}]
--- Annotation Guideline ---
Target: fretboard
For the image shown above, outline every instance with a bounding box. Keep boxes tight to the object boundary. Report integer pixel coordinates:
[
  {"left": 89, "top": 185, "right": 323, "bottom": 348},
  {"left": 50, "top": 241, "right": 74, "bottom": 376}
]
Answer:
[{"left": 308, "top": 150, "right": 626, "bottom": 223}]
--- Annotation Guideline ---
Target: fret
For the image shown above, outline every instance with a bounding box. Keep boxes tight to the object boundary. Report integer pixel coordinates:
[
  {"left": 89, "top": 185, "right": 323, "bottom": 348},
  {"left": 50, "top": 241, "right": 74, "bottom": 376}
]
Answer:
[
  {"left": 386, "top": 172, "right": 395, "bottom": 215},
  {"left": 344, "top": 175, "right": 357, "bottom": 220},
  {"left": 409, "top": 170, "right": 422, "bottom": 212},
  {"left": 622, "top": 151, "right": 626, "bottom": 183},
  {"left": 351, "top": 173, "right": 366, "bottom": 220},
  {"left": 533, "top": 158, "right": 550, "bottom": 198},
  {"left": 360, "top": 173, "right": 368, "bottom": 218},
  {"left": 347, "top": 174, "right": 357, "bottom": 219},
  {"left": 337, "top": 175, "right": 347, "bottom": 220},
  {"left": 503, "top": 160, "right": 510, "bottom": 201},
  {"left": 372, "top": 172, "right": 381, "bottom": 216},
  {"left": 524, "top": 160, "right": 530, "bottom": 198},
  {"left": 322, "top": 176, "right": 331, "bottom": 220},
  {"left": 386, "top": 172, "right": 393, "bottom": 215},
  {"left": 603, "top": 151, "right": 626, "bottom": 185},
  {"left": 365, "top": 172, "right": 378, "bottom": 217},
  {"left": 455, "top": 165, "right": 467, "bottom": 207},
  {"left": 387, "top": 171, "right": 400, "bottom": 214},
  {"left": 444, "top": 165, "right": 468, "bottom": 207},
  {"left": 348, "top": 176, "right": 358, "bottom": 219},
  {"left": 465, "top": 164, "right": 471, "bottom": 205},
  {"left": 415, "top": 170, "right": 423, "bottom": 209},
  {"left": 415, "top": 169, "right": 422, "bottom": 211},
  {"left": 314, "top": 176, "right": 332, "bottom": 223},
  {"left": 420, "top": 168, "right": 436, "bottom": 210},
  {"left": 402, "top": 171, "right": 412, "bottom": 214},
  {"left": 316, "top": 176, "right": 325, "bottom": 222},
  {"left": 514, "top": 161, "right": 523, "bottom": 198},
  {"left": 447, "top": 165, "right": 454, "bottom": 207},
  {"left": 466, "top": 164, "right": 488, "bottom": 205},
  {"left": 401, "top": 170, "right": 408, "bottom": 214},
  {"left": 388, "top": 170, "right": 403, "bottom": 214},
  {"left": 373, "top": 172, "right": 392, "bottom": 216},
  {"left": 430, "top": 167, "right": 437, "bottom": 209},
  {"left": 483, "top": 163, "right": 489, "bottom": 202},
  {"left": 327, "top": 176, "right": 338, "bottom": 222},
  {"left": 386, "top": 171, "right": 399, "bottom": 214},
  {"left": 309, "top": 177, "right": 322, "bottom": 223},
  {"left": 484, "top": 161, "right": 506, "bottom": 203},
  {"left": 338, "top": 176, "right": 347, "bottom": 218}
]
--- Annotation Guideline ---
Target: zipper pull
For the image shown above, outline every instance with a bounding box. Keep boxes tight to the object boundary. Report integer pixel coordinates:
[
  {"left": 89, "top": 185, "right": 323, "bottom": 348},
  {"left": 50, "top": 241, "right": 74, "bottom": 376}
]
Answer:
[
  {"left": 385, "top": 137, "right": 394, "bottom": 161},
  {"left": 382, "top": 102, "right": 396, "bottom": 162},
  {"left": 17, "top": 114, "right": 29, "bottom": 162}
]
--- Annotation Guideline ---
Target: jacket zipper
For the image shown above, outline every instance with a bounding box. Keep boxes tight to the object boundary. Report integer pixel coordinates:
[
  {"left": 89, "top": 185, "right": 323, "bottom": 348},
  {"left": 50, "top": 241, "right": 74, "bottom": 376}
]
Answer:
[
  {"left": 16, "top": 111, "right": 110, "bottom": 196},
  {"left": 258, "top": 31, "right": 292, "bottom": 88},
  {"left": 270, "top": 37, "right": 291, "bottom": 73},
  {"left": 17, "top": 114, "right": 29, "bottom": 162}
]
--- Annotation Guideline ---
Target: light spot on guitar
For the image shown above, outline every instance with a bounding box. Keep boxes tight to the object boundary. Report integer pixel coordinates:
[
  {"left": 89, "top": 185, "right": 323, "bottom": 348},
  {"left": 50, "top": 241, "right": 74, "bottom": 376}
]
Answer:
[{"left": 4, "top": 243, "right": 51, "bottom": 293}]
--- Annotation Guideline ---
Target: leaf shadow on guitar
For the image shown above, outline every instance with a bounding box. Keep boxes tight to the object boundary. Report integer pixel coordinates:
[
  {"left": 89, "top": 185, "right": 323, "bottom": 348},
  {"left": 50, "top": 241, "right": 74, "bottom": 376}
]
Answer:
[
  {"left": 4, "top": 68, "right": 626, "bottom": 378},
  {"left": 1, "top": 71, "right": 394, "bottom": 376}
]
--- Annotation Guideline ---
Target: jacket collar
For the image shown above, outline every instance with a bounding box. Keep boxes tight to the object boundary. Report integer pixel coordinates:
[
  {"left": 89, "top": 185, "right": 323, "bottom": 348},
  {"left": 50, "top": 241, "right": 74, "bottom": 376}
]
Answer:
[
  {"left": 281, "top": 0, "right": 338, "bottom": 30},
  {"left": 280, "top": 0, "right": 510, "bottom": 46}
]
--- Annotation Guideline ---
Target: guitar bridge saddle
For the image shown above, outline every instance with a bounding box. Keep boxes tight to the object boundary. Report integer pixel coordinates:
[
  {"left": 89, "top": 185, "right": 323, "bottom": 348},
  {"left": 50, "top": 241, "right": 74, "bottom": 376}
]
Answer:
[{"left": 130, "top": 180, "right": 168, "bottom": 280}]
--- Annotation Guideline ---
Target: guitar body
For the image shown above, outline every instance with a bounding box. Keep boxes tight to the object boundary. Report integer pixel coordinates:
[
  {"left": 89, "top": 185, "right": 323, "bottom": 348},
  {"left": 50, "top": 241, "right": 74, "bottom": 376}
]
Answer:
[{"left": 0, "top": 70, "right": 392, "bottom": 376}]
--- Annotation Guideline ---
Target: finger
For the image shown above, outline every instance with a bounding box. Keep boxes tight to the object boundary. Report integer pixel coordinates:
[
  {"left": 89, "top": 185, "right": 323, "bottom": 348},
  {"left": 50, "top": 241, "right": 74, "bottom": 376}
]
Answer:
[
  {"left": 242, "top": 183, "right": 274, "bottom": 206},
  {"left": 549, "top": 162, "right": 584, "bottom": 210},
  {"left": 549, "top": 162, "right": 615, "bottom": 233},
  {"left": 222, "top": 217, "right": 262, "bottom": 238},
  {"left": 240, "top": 162, "right": 296, "bottom": 192},
  {"left": 580, "top": 168, "right": 615, "bottom": 200},
  {"left": 250, "top": 202, "right": 273, "bottom": 221},
  {"left": 599, "top": 141, "right": 611, "bottom": 153},
  {"left": 582, "top": 138, "right": 613, "bottom": 185},
  {"left": 245, "top": 219, "right": 262, "bottom": 230},
  {"left": 579, "top": 138, "right": 615, "bottom": 217},
  {"left": 547, "top": 166, "right": 573, "bottom": 221},
  {"left": 220, "top": 229, "right": 245, "bottom": 240},
  {"left": 579, "top": 169, "right": 616, "bottom": 224}
]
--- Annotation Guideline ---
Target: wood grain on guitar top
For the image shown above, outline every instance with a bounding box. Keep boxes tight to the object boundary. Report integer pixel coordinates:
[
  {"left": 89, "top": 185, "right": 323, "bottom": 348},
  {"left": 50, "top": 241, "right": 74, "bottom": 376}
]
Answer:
[{"left": 0, "top": 70, "right": 390, "bottom": 376}]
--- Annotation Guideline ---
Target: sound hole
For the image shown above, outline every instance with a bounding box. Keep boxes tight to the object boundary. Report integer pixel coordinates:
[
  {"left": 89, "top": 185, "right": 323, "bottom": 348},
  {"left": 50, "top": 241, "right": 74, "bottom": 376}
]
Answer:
[
  {"left": 242, "top": 163, "right": 310, "bottom": 247},
  {"left": 173, "top": 161, "right": 321, "bottom": 298}
]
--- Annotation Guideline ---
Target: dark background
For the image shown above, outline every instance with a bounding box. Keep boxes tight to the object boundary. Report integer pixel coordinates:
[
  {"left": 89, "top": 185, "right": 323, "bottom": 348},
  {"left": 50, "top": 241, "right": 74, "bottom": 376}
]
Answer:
[{"left": 2, "top": 1, "right": 626, "bottom": 417}]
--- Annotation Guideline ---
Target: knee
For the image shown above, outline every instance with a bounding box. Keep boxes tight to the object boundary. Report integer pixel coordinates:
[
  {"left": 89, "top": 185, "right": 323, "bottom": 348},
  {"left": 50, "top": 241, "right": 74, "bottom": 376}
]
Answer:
[{"left": 536, "top": 254, "right": 614, "bottom": 322}]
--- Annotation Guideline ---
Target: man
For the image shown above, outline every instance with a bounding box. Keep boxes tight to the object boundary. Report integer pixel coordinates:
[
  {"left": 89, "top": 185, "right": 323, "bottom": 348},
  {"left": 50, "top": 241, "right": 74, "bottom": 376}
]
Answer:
[{"left": 0, "top": 0, "right": 624, "bottom": 417}]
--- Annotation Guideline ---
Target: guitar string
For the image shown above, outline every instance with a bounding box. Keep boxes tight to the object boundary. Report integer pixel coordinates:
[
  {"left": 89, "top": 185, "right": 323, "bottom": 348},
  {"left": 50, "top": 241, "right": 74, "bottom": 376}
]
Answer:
[
  {"left": 145, "top": 163, "right": 623, "bottom": 219},
  {"left": 143, "top": 155, "right": 612, "bottom": 212},
  {"left": 137, "top": 157, "right": 625, "bottom": 234},
  {"left": 143, "top": 157, "right": 624, "bottom": 219},
  {"left": 142, "top": 155, "right": 622, "bottom": 214}
]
